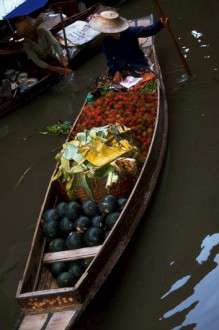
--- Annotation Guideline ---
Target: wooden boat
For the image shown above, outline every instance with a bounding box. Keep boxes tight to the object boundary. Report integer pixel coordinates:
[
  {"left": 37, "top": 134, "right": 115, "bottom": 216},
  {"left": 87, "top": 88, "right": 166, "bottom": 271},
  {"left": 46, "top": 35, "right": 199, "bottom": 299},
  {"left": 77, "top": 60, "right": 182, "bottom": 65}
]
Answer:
[
  {"left": 15, "top": 15, "right": 168, "bottom": 330},
  {"left": 0, "top": 4, "right": 102, "bottom": 118}
]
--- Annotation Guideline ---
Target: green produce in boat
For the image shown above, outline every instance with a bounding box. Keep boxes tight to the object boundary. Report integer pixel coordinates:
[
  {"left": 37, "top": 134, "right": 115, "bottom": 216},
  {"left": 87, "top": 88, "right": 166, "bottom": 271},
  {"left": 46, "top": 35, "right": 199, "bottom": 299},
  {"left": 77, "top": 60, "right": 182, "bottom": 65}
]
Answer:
[
  {"left": 56, "top": 202, "right": 68, "bottom": 217},
  {"left": 43, "top": 209, "right": 59, "bottom": 222},
  {"left": 48, "top": 238, "right": 66, "bottom": 252},
  {"left": 43, "top": 221, "right": 59, "bottom": 239},
  {"left": 68, "top": 262, "right": 84, "bottom": 278},
  {"left": 91, "top": 215, "right": 104, "bottom": 228},
  {"left": 66, "top": 232, "right": 83, "bottom": 249},
  {"left": 82, "top": 200, "right": 99, "bottom": 217},
  {"left": 105, "top": 212, "right": 120, "bottom": 230},
  {"left": 50, "top": 262, "right": 67, "bottom": 277},
  {"left": 67, "top": 201, "right": 82, "bottom": 220},
  {"left": 117, "top": 197, "right": 128, "bottom": 211},
  {"left": 57, "top": 272, "right": 75, "bottom": 288},
  {"left": 84, "top": 227, "right": 103, "bottom": 247},
  {"left": 76, "top": 216, "right": 91, "bottom": 233},
  {"left": 98, "top": 195, "right": 118, "bottom": 214},
  {"left": 81, "top": 258, "right": 93, "bottom": 269},
  {"left": 59, "top": 217, "right": 75, "bottom": 235}
]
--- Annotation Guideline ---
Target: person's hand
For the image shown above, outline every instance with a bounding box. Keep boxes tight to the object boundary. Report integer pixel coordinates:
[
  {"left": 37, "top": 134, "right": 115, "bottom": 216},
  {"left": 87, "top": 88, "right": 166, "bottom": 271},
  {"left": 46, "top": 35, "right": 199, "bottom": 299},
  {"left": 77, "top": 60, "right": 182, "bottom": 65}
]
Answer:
[
  {"left": 113, "top": 71, "right": 123, "bottom": 83},
  {"left": 160, "top": 17, "right": 169, "bottom": 27},
  {"left": 59, "top": 54, "right": 69, "bottom": 67}
]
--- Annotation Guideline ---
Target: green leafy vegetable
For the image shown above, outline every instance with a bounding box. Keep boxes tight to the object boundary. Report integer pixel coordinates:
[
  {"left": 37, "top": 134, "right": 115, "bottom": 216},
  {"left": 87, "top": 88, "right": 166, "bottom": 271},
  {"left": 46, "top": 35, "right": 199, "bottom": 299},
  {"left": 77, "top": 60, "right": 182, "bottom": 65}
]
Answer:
[{"left": 40, "top": 121, "right": 72, "bottom": 136}]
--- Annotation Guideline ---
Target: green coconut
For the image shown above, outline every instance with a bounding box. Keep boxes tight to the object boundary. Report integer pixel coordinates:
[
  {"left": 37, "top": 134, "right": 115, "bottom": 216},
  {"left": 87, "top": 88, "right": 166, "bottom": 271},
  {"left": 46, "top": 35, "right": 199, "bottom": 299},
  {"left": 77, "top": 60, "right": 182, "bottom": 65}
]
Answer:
[
  {"left": 43, "top": 221, "right": 59, "bottom": 239},
  {"left": 43, "top": 209, "right": 59, "bottom": 222},
  {"left": 66, "top": 232, "right": 83, "bottom": 250},
  {"left": 76, "top": 216, "right": 91, "bottom": 233},
  {"left": 82, "top": 200, "right": 99, "bottom": 217},
  {"left": 67, "top": 201, "right": 82, "bottom": 220},
  {"left": 117, "top": 197, "right": 128, "bottom": 211},
  {"left": 50, "top": 262, "right": 67, "bottom": 277},
  {"left": 68, "top": 262, "right": 84, "bottom": 278},
  {"left": 57, "top": 272, "right": 75, "bottom": 288},
  {"left": 56, "top": 202, "right": 68, "bottom": 217},
  {"left": 91, "top": 215, "right": 104, "bottom": 229},
  {"left": 105, "top": 212, "right": 120, "bottom": 230},
  {"left": 84, "top": 227, "right": 103, "bottom": 247},
  {"left": 98, "top": 195, "right": 118, "bottom": 214},
  {"left": 59, "top": 217, "right": 75, "bottom": 235},
  {"left": 48, "top": 238, "right": 66, "bottom": 252}
]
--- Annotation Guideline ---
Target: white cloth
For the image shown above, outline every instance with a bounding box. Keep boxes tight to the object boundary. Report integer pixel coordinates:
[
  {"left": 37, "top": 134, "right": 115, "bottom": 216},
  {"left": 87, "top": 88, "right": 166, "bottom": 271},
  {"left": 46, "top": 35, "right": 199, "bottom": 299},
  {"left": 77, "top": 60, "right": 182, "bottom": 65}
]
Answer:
[{"left": 58, "top": 20, "right": 100, "bottom": 46}]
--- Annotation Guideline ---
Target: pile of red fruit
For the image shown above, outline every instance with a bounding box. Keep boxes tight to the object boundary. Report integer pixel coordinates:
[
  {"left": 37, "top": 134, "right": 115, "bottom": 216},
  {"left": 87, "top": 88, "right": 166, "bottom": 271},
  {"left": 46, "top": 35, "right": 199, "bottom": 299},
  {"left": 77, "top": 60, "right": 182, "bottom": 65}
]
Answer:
[{"left": 74, "top": 79, "right": 157, "bottom": 157}]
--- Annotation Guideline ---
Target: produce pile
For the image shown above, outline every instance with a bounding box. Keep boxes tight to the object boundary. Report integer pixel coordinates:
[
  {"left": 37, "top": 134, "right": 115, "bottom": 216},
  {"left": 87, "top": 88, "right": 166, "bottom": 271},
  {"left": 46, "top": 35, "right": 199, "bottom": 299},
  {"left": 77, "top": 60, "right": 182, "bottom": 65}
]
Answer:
[
  {"left": 42, "top": 195, "right": 127, "bottom": 287},
  {"left": 53, "top": 124, "right": 138, "bottom": 200},
  {"left": 74, "top": 76, "right": 158, "bottom": 158}
]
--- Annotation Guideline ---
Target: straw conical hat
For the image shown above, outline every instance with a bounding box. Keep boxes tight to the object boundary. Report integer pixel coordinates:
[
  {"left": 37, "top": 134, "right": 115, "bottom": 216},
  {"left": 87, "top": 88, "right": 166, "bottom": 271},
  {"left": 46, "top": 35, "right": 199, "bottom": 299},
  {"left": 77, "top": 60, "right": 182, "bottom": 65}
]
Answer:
[{"left": 89, "top": 10, "right": 129, "bottom": 33}]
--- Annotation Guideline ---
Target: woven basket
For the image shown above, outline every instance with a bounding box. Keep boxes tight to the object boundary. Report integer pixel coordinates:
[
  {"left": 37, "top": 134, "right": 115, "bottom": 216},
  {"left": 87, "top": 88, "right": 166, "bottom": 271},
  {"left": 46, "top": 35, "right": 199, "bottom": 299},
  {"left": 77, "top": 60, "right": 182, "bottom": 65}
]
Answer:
[{"left": 58, "top": 174, "right": 136, "bottom": 202}]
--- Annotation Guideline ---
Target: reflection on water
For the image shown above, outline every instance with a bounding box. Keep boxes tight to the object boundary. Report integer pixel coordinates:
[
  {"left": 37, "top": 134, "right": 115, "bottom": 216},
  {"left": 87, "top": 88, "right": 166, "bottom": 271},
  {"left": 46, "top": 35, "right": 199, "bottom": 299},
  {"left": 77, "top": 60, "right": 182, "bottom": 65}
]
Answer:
[
  {"left": 191, "top": 30, "right": 203, "bottom": 39},
  {"left": 161, "top": 275, "right": 191, "bottom": 300},
  {"left": 160, "top": 234, "right": 219, "bottom": 329}
]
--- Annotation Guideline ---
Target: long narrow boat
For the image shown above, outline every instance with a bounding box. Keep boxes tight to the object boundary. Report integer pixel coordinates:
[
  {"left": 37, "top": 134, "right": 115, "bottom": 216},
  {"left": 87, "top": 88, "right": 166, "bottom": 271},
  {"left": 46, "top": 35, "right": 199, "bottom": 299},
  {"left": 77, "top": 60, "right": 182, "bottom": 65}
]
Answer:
[
  {"left": 0, "top": 4, "right": 102, "bottom": 118},
  {"left": 16, "top": 15, "right": 168, "bottom": 330}
]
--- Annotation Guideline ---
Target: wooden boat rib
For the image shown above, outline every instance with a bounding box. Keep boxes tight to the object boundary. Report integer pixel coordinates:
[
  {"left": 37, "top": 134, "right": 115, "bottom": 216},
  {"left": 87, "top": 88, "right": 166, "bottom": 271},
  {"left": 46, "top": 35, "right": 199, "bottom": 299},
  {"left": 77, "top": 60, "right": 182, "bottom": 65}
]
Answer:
[
  {"left": 16, "top": 15, "right": 168, "bottom": 330},
  {"left": 0, "top": 4, "right": 102, "bottom": 118}
]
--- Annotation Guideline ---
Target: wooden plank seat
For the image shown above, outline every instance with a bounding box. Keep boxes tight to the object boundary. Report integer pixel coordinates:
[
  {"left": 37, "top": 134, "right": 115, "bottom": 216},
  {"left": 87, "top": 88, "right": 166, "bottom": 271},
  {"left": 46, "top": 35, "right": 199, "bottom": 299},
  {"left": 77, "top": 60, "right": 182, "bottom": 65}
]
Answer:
[{"left": 43, "top": 246, "right": 102, "bottom": 264}]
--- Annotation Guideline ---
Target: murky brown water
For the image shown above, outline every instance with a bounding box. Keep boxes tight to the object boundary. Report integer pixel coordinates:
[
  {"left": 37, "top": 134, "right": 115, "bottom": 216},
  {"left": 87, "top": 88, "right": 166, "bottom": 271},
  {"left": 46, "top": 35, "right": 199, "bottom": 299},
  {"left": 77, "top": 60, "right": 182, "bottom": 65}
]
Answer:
[{"left": 1, "top": 0, "right": 219, "bottom": 329}]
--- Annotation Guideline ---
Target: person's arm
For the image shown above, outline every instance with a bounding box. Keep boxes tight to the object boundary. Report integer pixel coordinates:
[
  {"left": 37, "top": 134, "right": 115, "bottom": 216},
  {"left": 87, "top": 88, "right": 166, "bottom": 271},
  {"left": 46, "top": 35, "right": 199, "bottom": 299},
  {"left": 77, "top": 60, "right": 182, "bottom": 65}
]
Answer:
[
  {"left": 103, "top": 40, "right": 123, "bottom": 75},
  {"left": 39, "top": 26, "right": 63, "bottom": 58},
  {"left": 24, "top": 43, "right": 71, "bottom": 75},
  {"left": 128, "top": 19, "right": 165, "bottom": 38},
  {"left": 23, "top": 42, "right": 48, "bottom": 69}
]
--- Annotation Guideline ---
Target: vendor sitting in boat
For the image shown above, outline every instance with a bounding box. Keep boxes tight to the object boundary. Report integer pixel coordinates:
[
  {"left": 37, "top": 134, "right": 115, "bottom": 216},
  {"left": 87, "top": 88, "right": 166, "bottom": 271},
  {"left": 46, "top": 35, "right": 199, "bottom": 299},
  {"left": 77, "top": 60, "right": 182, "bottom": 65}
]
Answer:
[
  {"left": 14, "top": 16, "right": 72, "bottom": 75},
  {"left": 89, "top": 11, "right": 168, "bottom": 81}
]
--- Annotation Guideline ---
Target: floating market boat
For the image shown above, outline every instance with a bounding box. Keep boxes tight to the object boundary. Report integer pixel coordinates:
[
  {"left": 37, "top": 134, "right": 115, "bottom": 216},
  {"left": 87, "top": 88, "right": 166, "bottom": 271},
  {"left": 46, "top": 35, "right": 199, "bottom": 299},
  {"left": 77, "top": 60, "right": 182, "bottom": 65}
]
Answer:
[
  {"left": 16, "top": 15, "right": 168, "bottom": 330},
  {"left": 0, "top": 4, "right": 102, "bottom": 117}
]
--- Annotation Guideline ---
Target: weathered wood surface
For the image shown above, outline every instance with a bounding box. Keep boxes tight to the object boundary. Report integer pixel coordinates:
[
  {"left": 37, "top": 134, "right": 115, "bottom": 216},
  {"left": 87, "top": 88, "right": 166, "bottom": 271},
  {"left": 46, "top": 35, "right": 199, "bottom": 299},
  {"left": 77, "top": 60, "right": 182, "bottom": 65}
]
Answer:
[
  {"left": 16, "top": 15, "right": 168, "bottom": 330},
  {"left": 18, "top": 311, "right": 77, "bottom": 330},
  {"left": 19, "top": 313, "right": 48, "bottom": 330},
  {"left": 45, "top": 310, "right": 77, "bottom": 330},
  {"left": 43, "top": 246, "right": 102, "bottom": 264}
]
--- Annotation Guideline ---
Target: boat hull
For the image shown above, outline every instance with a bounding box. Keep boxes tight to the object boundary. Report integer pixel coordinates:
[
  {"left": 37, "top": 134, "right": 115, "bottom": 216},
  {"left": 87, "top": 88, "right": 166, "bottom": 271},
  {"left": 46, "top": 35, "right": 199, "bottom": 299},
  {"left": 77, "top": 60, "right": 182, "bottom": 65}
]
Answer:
[{"left": 16, "top": 15, "right": 168, "bottom": 330}]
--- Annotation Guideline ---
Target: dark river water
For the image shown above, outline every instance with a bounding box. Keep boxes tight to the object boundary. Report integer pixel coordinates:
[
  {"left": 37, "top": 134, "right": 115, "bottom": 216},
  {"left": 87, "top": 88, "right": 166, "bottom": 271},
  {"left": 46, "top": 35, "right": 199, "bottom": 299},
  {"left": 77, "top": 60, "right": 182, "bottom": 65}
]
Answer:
[{"left": 1, "top": 0, "right": 219, "bottom": 329}]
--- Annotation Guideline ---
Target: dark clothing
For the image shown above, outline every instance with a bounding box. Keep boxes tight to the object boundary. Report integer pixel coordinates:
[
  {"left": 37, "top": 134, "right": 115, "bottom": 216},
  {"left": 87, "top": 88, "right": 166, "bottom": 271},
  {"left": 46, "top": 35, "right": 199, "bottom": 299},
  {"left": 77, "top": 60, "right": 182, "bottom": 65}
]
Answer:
[{"left": 102, "top": 20, "right": 164, "bottom": 75}]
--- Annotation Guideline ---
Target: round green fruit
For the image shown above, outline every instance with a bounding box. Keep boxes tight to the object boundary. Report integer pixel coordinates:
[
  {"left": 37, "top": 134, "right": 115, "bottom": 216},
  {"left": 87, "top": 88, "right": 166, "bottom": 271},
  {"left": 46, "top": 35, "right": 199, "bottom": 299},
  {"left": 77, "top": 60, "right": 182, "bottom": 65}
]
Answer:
[
  {"left": 67, "top": 201, "right": 82, "bottom": 220},
  {"left": 66, "top": 232, "right": 83, "bottom": 249},
  {"left": 50, "top": 262, "right": 67, "bottom": 277},
  {"left": 56, "top": 202, "right": 68, "bottom": 217},
  {"left": 48, "top": 238, "right": 66, "bottom": 252},
  {"left": 76, "top": 216, "right": 91, "bottom": 233},
  {"left": 59, "top": 217, "right": 75, "bottom": 235},
  {"left": 43, "top": 221, "right": 59, "bottom": 239},
  {"left": 105, "top": 212, "right": 120, "bottom": 230},
  {"left": 98, "top": 195, "right": 118, "bottom": 214},
  {"left": 117, "top": 197, "right": 127, "bottom": 211},
  {"left": 68, "top": 262, "right": 84, "bottom": 278},
  {"left": 84, "top": 227, "right": 103, "bottom": 247},
  {"left": 81, "top": 258, "right": 93, "bottom": 269},
  {"left": 57, "top": 272, "right": 75, "bottom": 287},
  {"left": 43, "top": 209, "right": 59, "bottom": 222},
  {"left": 91, "top": 216, "right": 104, "bottom": 229},
  {"left": 82, "top": 200, "right": 99, "bottom": 217}
]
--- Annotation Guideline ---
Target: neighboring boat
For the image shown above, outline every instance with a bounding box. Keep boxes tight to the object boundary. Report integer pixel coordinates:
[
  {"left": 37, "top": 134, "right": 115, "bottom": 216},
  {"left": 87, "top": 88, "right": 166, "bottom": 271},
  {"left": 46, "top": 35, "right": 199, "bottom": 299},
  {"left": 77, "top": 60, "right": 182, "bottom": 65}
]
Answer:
[
  {"left": 0, "top": 4, "right": 102, "bottom": 117},
  {"left": 15, "top": 15, "right": 168, "bottom": 330}
]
